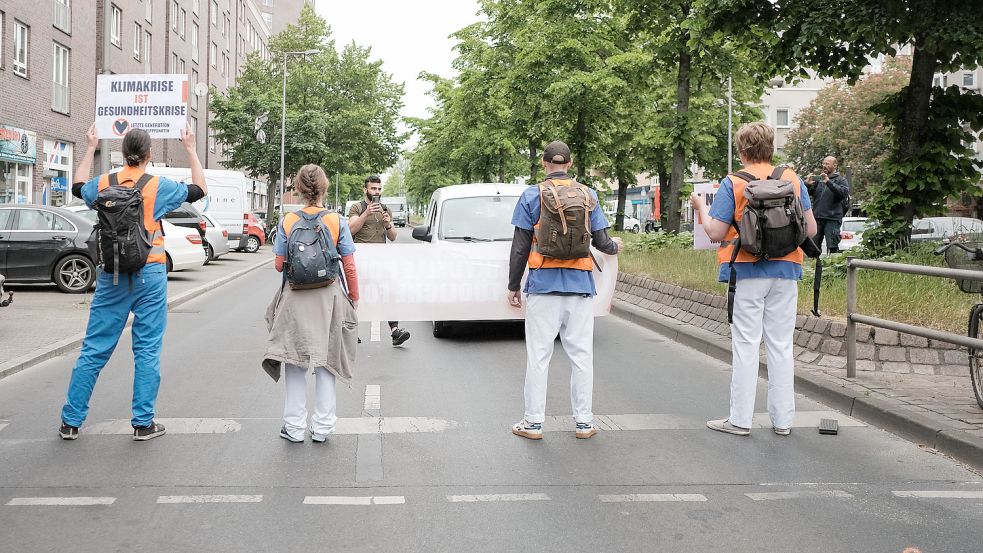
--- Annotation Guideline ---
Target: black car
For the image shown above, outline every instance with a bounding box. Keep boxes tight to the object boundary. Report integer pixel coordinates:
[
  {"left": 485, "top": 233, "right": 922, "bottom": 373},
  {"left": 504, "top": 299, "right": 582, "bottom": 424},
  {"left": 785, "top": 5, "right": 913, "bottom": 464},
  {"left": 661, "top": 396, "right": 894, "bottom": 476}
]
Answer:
[{"left": 0, "top": 204, "right": 97, "bottom": 293}]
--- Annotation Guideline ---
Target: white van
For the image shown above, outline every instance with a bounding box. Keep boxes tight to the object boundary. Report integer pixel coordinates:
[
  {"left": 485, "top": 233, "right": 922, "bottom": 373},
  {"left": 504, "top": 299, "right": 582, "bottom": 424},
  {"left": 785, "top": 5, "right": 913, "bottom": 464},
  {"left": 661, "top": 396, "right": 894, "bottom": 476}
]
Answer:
[{"left": 144, "top": 167, "right": 249, "bottom": 249}]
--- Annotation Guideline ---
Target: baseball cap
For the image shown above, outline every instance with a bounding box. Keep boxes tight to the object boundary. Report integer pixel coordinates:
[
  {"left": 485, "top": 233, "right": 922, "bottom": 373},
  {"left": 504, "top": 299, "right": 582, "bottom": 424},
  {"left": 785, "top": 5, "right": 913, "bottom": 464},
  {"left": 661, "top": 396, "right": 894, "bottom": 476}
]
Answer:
[{"left": 542, "top": 141, "right": 571, "bottom": 164}]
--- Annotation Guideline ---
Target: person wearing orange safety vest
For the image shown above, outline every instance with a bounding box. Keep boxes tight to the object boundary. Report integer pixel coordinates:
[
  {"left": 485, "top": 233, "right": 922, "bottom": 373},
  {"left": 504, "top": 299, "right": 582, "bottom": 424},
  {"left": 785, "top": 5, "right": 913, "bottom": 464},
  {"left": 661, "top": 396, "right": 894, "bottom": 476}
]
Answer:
[
  {"left": 690, "top": 122, "right": 818, "bottom": 437},
  {"left": 507, "top": 140, "right": 624, "bottom": 441},
  {"left": 59, "top": 125, "right": 207, "bottom": 442}
]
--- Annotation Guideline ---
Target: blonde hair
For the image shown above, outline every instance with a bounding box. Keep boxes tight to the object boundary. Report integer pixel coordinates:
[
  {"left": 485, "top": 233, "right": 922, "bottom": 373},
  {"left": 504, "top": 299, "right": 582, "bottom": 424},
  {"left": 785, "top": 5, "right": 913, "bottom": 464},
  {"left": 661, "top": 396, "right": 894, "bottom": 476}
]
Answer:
[
  {"left": 295, "top": 164, "right": 329, "bottom": 206},
  {"left": 735, "top": 122, "right": 775, "bottom": 163}
]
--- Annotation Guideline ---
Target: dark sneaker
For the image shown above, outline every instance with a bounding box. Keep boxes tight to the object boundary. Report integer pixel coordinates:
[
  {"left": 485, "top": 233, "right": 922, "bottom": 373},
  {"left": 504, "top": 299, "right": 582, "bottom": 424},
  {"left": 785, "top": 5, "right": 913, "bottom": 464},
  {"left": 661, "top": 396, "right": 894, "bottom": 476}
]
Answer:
[
  {"left": 133, "top": 421, "right": 166, "bottom": 441},
  {"left": 511, "top": 419, "right": 543, "bottom": 440},
  {"left": 391, "top": 328, "right": 410, "bottom": 346},
  {"left": 575, "top": 422, "right": 598, "bottom": 439},
  {"left": 279, "top": 425, "right": 303, "bottom": 443},
  {"left": 59, "top": 422, "right": 79, "bottom": 440}
]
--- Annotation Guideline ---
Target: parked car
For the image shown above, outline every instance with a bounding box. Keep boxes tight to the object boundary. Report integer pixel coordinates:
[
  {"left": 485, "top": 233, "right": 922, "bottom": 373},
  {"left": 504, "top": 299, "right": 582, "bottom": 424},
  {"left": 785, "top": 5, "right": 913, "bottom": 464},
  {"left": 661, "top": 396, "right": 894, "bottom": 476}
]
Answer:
[
  {"left": 0, "top": 204, "right": 96, "bottom": 293},
  {"left": 200, "top": 212, "right": 231, "bottom": 263},
  {"left": 605, "top": 212, "right": 641, "bottom": 233},
  {"left": 64, "top": 205, "right": 206, "bottom": 272},
  {"left": 238, "top": 212, "right": 266, "bottom": 253},
  {"left": 412, "top": 183, "right": 526, "bottom": 336},
  {"left": 911, "top": 217, "right": 983, "bottom": 243},
  {"left": 838, "top": 216, "right": 872, "bottom": 251}
]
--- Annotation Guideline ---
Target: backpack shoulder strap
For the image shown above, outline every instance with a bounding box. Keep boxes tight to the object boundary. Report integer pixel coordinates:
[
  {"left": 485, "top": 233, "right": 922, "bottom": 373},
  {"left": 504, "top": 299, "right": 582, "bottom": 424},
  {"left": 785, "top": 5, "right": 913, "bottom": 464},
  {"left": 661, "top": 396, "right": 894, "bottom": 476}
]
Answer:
[
  {"left": 135, "top": 173, "right": 154, "bottom": 191},
  {"left": 731, "top": 171, "right": 758, "bottom": 183},
  {"left": 770, "top": 166, "right": 787, "bottom": 180}
]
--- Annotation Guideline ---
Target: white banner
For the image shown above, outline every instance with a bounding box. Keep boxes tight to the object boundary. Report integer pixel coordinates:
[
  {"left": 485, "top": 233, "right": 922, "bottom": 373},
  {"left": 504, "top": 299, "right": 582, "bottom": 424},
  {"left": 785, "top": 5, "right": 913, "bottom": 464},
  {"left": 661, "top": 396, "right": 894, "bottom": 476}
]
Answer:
[
  {"left": 693, "top": 182, "right": 722, "bottom": 250},
  {"left": 96, "top": 74, "right": 189, "bottom": 139},
  {"left": 352, "top": 243, "right": 618, "bottom": 322}
]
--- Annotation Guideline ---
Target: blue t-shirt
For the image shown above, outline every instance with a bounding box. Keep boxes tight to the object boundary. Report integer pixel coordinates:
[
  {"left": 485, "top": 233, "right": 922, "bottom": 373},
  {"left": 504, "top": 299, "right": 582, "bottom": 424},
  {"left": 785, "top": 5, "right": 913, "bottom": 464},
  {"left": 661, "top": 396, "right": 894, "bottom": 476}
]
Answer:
[
  {"left": 511, "top": 176, "right": 610, "bottom": 296},
  {"left": 273, "top": 211, "right": 356, "bottom": 257},
  {"left": 709, "top": 173, "right": 812, "bottom": 282},
  {"left": 81, "top": 172, "right": 189, "bottom": 220}
]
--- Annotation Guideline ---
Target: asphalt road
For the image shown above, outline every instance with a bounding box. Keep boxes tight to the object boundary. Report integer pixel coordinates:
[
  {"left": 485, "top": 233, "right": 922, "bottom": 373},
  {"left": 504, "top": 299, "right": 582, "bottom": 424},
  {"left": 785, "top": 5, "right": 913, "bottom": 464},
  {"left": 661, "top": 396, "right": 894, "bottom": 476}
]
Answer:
[{"left": 1, "top": 230, "right": 982, "bottom": 552}]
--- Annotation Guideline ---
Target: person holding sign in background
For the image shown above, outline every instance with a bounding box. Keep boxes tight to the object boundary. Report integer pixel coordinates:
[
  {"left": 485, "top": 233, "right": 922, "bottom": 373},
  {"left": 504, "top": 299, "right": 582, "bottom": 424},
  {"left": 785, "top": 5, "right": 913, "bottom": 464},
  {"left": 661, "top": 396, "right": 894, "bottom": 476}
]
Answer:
[
  {"left": 59, "top": 124, "right": 207, "bottom": 441},
  {"left": 690, "top": 123, "right": 817, "bottom": 437}
]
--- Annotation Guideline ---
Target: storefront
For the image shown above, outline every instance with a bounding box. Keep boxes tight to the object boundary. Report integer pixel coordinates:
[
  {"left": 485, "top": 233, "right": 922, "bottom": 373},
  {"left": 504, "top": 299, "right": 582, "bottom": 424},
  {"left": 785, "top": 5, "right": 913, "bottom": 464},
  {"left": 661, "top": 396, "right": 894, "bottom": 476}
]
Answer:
[
  {"left": 43, "top": 140, "right": 74, "bottom": 207},
  {"left": 0, "top": 124, "right": 37, "bottom": 205}
]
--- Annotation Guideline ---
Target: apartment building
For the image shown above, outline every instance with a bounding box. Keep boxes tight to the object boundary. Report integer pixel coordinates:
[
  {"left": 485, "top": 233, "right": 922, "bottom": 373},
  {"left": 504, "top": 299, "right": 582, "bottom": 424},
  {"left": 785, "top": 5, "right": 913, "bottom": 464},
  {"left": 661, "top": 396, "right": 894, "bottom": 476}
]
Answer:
[
  {"left": 256, "top": 0, "right": 312, "bottom": 36},
  {"left": 1, "top": 0, "right": 282, "bottom": 207}
]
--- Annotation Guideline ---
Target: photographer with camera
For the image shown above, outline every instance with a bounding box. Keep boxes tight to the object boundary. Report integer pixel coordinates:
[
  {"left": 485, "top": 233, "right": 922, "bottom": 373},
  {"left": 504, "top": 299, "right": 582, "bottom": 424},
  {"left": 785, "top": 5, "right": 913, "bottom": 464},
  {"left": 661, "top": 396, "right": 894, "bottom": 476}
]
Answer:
[
  {"left": 806, "top": 156, "right": 850, "bottom": 254},
  {"left": 347, "top": 175, "right": 409, "bottom": 346}
]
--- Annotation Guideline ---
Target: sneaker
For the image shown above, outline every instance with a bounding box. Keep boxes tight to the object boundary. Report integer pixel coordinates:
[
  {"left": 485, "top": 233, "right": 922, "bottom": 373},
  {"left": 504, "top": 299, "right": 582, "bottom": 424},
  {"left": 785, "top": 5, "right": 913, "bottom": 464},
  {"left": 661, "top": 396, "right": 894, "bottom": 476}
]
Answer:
[
  {"left": 59, "top": 422, "right": 79, "bottom": 440},
  {"left": 575, "top": 422, "right": 598, "bottom": 439},
  {"left": 511, "top": 419, "right": 543, "bottom": 440},
  {"left": 391, "top": 328, "right": 410, "bottom": 346},
  {"left": 133, "top": 421, "right": 166, "bottom": 441},
  {"left": 279, "top": 425, "right": 303, "bottom": 443},
  {"left": 773, "top": 426, "right": 791, "bottom": 436},
  {"left": 706, "top": 418, "right": 750, "bottom": 436},
  {"left": 310, "top": 427, "right": 328, "bottom": 443}
]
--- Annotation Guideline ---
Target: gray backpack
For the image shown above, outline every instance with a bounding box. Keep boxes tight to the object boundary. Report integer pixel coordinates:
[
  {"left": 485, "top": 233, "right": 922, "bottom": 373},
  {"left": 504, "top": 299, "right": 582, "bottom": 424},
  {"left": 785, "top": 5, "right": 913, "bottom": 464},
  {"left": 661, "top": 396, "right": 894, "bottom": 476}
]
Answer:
[{"left": 285, "top": 210, "right": 340, "bottom": 290}]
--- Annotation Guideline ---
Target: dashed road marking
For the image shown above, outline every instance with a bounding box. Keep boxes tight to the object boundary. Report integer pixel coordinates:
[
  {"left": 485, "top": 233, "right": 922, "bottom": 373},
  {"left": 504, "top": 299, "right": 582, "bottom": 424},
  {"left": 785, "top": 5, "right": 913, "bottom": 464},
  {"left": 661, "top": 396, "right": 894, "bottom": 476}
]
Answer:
[
  {"left": 447, "top": 494, "right": 551, "bottom": 503},
  {"left": 370, "top": 321, "right": 381, "bottom": 342},
  {"left": 598, "top": 494, "right": 707, "bottom": 503},
  {"left": 892, "top": 491, "right": 983, "bottom": 499},
  {"left": 85, "top": 418, "right": 242, "bottom": 435},
  {"left": 542, "top": 411, "right": 865, "bottom": 432},
  {"left": 157, "top": 495, "right": 263, "bottom": 504},
  {"left": 76, "top": 416, "right": 456, "bottom": 435},
  {"left": 6, "top": 497, "right": 116, "bottom": 506},
  {"left": 303, "top": 496, "right": 405, "bottom": 505},
  {"left": 745, "top": 490, "right": 853, "bottom": 501},
  {"left": 364, "top": 385, "right": 381, "bottom": 411}
]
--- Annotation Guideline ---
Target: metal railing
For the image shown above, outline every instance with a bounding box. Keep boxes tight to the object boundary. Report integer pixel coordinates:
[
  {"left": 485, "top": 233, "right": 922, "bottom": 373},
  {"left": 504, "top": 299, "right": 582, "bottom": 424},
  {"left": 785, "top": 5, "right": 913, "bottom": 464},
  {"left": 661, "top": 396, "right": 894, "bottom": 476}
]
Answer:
[{"left": 846, "top": 258, "right": 983, "bottom": 378}]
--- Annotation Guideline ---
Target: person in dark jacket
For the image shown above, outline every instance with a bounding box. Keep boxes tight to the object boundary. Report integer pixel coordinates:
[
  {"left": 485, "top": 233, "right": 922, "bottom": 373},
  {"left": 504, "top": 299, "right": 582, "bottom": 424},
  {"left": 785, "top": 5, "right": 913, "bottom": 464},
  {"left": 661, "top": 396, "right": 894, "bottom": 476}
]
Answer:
[{"left": 806, "top": 156, "right": 850, "bottom": 253}]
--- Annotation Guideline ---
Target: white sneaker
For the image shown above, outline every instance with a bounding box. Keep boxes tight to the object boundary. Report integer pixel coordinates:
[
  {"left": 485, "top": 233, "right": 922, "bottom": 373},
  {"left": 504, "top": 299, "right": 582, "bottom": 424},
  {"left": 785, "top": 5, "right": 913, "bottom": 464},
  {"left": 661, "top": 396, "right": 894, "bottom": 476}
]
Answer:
[
  {"left": 575, "top": 422, "right": 598, "bottom": 439},
  {"left": 706, "top": 419, "right": 750, "bottom": 436},
  {"left": 511, "top": 419, "right": 543, "bottom": 440},
  {"left": 310, "top": 426, "right": 330, "bottom": 443}
]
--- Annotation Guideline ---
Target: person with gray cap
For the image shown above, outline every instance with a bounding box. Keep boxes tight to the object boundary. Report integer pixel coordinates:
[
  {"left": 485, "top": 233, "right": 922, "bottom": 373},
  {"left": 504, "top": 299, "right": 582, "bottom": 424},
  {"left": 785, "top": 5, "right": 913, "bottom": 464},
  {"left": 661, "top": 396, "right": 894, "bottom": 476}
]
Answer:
[{"left": 507, "top": 140, "right": 624, "bottom": 440}]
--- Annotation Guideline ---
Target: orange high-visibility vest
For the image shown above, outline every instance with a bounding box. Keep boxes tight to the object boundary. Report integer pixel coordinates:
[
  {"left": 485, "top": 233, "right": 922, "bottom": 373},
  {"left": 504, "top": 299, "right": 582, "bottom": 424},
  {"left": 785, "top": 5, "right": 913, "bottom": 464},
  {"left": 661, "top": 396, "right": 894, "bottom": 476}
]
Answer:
[
  {"left": 716, "top": 166, "right": 804, "bottom": 266},
  {"left": 96, "top": 168, "right": 166, "bottom": 265},
  {"left": 282, "top": 207, "right": 341, "bottom": 246},
  {"left": 527, "top": 179, "right": 594, "bottom": 271}
]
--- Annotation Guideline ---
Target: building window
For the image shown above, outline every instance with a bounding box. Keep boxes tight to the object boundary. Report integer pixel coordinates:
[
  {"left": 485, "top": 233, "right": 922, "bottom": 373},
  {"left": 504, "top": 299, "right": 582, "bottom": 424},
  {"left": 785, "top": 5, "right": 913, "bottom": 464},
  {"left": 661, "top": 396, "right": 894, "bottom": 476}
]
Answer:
[
  {"left": 171, "top": 52, "right": 178, "bottom": 72},
  {"left": 53, "top": 0, "right": 71, "bottom": 34},
  {"left": 210, "top": 42, "right": 217, "bottom": 67},
  {"left": 964, "top": 72, "right": 976, "bottom": 88},
  {"left": 0, "top": 12, "right": 4, "bottom": 69},
  {"left": 776, "top": 108, "right": 790, "bottom": 128},
  {"left": 192, "top": 0, "right": 200, "bottom": 16},
  {"left": 191, "top": 22, "right": 199, "bottom": 62},
  {"left": 191, "top": 69, "right": 199, "bottom": 110},
  {"left": 170, "top": 1, "right": 178, "bottom": 31},
  {"left": 224, "top": 16, "right": 230, "bottom": 48},
  {"left": 145, "top": 0, "right": 153, "bottom": 23},
  {"left": 179, "top": 58, "right": 185, "bottom": 74},
  {"left": 210, "top": 0, "right": 218, "bottom": 27},
  {"left": 208, "top": 127, "right": 215, "bottom": 153},
  {"left": 262, "top": 12, "right": 272, "bottom": 30},
  {"left": 262, "top": 0, "right": 273, "bottom": 6},
  {"left": 110, "top": 5, "right": 122, "bottom": 47},
  {"left": 52, "top": 43, "right": 70, "bottom": 114},
  {"left": 190, "top": 116, "right": 198, "bottom": 138},
  {"left": 13, "top": 21, "right": 29, "bottom": 77},
  {"left": 43, "top": 140, "right": 74, "bottom": 206},
  {"left": 133, "top": 23, "right": 142, "bottom": 61},
  {"left": 180, "top": 8, "right": 186, "bottom": 37},
  {"left": 144, "top": 30, "right": 152, "bottom": 71},
  {"left": 222, "top": 54, "right": 229, "bottom": 86}
]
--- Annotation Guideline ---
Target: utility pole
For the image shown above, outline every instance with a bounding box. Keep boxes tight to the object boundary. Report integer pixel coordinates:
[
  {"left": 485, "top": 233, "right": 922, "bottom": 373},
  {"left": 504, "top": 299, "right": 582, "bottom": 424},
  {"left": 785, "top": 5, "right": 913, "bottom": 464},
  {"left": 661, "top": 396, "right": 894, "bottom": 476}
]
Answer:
[{"left": 727, "top": 75, "right": 733, "bottom": 174}]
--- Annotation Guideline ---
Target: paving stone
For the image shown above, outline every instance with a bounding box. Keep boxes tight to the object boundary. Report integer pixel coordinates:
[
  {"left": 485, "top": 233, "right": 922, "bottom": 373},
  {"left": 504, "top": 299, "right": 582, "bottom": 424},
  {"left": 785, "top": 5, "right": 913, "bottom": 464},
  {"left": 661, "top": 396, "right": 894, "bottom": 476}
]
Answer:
[
  {"left": 855, "top": 360, "right": 878, "bottom": 372},
  {"left": 813, "top": 319, "right": 830, "bottom": 336},
  {"left": 874, "top": 328, "right": 900, "bottom": 345},
  {"left": 795, "top": 315, "right": 806, "bottom": 330},
  {"left": 807, "top": 334, "right": 823, "bottom": 350},
  {"left": 878, "top": 347, "right": 907, "bottom": 362},
  {"left": 856, "top": 343, "right": 876, "bottom": 360},
  {"left": 680, "top": 313, "right": 695, "bottom": 323},
  {"left": 900, "top": 333, "right": 930, "bottom": 348},
  {"left": 829, "top": 322, "right": 846, "bottom": 338},
  {"left": 908, "top": 348, "right": 940, "bottom": 365},
  {"left": 818, "top": 356, "right": 847, "bottom": 369},
  {"left": 911, "top": 364, "right": 938, "bottom": 376},
  {"left": 797, "top": 350, "right": 821, "bottom": 364},
  {"left": 820, "top": 339, "right": 843, "bottom": 356},
  {"left": 795, "top": 331, "right": 810, "bottom": 347},
  {"left": 803, "top": 318, "right": 818, "bottom": 332},
  {"left": 855, "top": 324, "right": 873, "bottom": 343},
  {"left": 943, "top": 350, "right": 967, "bottom": 365},
  {"left": 882, "top": 362, "right": 912, "bottom": 374}
]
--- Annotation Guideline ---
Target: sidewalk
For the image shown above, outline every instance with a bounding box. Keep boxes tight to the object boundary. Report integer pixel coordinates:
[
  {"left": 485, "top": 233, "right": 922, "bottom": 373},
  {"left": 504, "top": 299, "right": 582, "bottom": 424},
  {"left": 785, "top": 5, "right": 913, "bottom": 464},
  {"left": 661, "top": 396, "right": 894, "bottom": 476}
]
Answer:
[
  {"left": 613, "top": 299, "right": 983, "bottom": 471},
  {"left": 0, "top": 250, "right": 271, "bottom": 379}
]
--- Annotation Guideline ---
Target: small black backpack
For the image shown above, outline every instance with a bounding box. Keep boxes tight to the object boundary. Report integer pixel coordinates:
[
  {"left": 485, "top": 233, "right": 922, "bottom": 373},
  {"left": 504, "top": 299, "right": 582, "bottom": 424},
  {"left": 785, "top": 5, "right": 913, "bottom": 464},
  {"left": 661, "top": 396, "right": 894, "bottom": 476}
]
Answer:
[
  {"left": 91, "top": 173, "right": 155, "bottom": 285},
  {"left": 285, "top": 210, "right": 341, "bottom": 290}
]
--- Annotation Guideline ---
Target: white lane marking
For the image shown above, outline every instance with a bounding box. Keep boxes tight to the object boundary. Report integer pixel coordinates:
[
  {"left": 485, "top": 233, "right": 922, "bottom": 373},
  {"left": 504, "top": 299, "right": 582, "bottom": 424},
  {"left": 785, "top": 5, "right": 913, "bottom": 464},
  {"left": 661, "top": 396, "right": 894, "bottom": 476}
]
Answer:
[
  {"left": 84, "top": 418, "right": 242, "bottom": 435},
  {"left": 447, "top": 494, "right": 551, "bottom": 503},
  {"left": 157, "top": 495, "right": 263, "bottom": 504},
  {"left": 599, "top": 494, "right": 707, "bottom": 503},
  {"left": 364, "top": 384, "right": 381, "bottom": 411},
  {"left": 370, "top": 321, "right": 381, "bottom": 342},
  {"left": 892, "top": 491, "right": 983, "bottom": 499},
  {"left": 303, "top": 496, "right": 405, "bottom": 505},
  {"left": 339, "top": 417, "right": 457, "bottom": 435},
  {"left": 541, "top": 411, "right": 865, "bottom": 432},
  {"left": 745, "top": 490, "right": 853, "bottom": 501},
  {"left": 0, "top": 422, "right": 8, "bottom": 433},
  {"left": 6, "top": 497, "right": 116, "bottom": 506}
]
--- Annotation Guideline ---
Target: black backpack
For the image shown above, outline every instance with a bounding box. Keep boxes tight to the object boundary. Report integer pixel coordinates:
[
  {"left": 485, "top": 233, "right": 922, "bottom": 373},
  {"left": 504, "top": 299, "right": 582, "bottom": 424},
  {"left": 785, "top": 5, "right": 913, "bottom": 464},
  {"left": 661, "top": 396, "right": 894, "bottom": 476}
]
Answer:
[
  {"left": 91, "top": 173, "right": 155, "bottom": 285},
  {"left": 285, "top": 210, "right": 341, "bottom": 290}
]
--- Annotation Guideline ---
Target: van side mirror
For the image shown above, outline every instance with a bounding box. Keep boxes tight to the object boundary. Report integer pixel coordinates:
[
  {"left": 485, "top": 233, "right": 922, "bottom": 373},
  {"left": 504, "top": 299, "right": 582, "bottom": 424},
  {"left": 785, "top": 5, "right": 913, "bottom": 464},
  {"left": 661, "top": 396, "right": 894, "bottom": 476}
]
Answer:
[{"left": 412, "top": 225, "right": 432, "bottom": 242}]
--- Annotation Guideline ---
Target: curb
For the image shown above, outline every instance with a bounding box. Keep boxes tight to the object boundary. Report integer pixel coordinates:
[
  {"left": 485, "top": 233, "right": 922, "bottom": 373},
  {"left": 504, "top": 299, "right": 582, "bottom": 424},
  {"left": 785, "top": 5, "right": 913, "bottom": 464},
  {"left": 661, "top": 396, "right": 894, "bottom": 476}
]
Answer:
[
  {"left": 0, "top": 258, "right": 272, "bottom": 382},
  {"left": 612, "top": 299, "right": 983, "bottom": 471}
]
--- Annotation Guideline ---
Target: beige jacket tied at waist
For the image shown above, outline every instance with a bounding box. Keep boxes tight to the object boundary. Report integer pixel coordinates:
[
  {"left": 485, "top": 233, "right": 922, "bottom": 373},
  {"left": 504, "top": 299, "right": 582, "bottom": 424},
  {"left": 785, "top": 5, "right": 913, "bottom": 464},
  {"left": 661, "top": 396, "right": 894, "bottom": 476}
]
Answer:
[{"left": 262, "top": 278, "right": 358, "bottom": 385}]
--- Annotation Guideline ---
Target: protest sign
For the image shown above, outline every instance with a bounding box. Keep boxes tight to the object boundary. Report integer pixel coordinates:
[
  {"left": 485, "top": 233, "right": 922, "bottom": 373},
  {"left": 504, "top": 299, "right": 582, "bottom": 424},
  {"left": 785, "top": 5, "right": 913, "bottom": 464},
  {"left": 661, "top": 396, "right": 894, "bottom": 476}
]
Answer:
[
  {"left": 96, "top": 74, "right": 189, "bottom": 139},
  {"left": 350, "top": 243, "right": 617, "bottom": 322},
  {"left": 693, "top": 182, "right": 721, "bottom": 250}
]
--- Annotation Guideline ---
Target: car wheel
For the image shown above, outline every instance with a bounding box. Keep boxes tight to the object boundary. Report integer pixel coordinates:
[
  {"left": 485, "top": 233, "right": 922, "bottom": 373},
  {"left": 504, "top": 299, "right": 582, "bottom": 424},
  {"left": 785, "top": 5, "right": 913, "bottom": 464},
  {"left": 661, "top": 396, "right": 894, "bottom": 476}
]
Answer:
[
  {"left": 166, "top": 254, "right": 174, "bottom": 273},
  {"left": 245, "top": 235, "right": 261, "bottom": 253},
  {"left": 54, "top": 254, "right": 95, "bottom": 294},
  {"left": 432, "top": 321, "right": 451, "bottom": 338},
  {"left": 203, "top": 243, "right": 213, "bottom": 265},
  {"left": 632, "top": 224, "right": 640, "bottom": 233}
]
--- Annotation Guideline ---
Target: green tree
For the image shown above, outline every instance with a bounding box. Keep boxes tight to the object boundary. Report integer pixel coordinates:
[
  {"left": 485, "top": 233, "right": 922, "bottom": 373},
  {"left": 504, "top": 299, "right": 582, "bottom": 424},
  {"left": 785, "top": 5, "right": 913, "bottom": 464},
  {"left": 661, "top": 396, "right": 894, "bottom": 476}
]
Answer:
[{"left": 209, "top": 5, "right": 405, "bottom": 220}]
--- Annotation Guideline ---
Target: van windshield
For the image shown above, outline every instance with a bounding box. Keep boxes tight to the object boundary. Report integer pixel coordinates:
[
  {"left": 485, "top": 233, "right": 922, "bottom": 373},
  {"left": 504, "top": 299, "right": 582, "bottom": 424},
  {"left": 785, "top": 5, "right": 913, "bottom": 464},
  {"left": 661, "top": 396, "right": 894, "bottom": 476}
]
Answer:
[{"left": 439, "top": 196, "right": 519, "bottom": 241}]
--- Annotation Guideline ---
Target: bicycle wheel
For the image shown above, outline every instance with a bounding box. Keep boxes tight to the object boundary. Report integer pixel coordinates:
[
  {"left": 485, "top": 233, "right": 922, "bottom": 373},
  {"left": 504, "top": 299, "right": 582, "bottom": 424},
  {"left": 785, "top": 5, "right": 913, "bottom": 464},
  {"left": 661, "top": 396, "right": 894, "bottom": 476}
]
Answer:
[{"left": 968, "top": 304, "right": 983, "bottom": 409}]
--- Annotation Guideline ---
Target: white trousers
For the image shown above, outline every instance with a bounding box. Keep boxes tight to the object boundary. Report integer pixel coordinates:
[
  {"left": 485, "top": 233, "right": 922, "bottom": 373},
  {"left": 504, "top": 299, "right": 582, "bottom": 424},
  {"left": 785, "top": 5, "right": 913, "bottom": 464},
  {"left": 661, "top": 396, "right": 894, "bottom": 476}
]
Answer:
[
  {"left": 283, "top": 363, "right": 337, "bottom": 440},
  {"left": 523, "top": 294, "right": 594, "bottom": 424},
  {"left": 729, "top": 278, "right": 797, "bottom": 429}
]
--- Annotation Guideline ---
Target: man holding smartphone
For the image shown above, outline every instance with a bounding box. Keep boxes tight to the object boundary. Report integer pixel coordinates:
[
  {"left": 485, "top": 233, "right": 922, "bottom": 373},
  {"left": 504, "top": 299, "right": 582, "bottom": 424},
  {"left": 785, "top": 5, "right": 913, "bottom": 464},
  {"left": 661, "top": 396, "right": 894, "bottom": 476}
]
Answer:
[
  {"left": 348, "top": 175, "right": 409, "bottom": 346},
  {"left": 805, "top": 156, "right": 850, "bottom": 254}
]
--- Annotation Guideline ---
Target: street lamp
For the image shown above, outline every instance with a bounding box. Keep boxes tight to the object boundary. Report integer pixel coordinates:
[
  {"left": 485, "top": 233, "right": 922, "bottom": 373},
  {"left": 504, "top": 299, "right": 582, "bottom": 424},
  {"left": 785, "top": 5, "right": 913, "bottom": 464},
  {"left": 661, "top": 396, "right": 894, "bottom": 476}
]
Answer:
[
  {"left": 278, "top": 49, "right": 318, "bottom": 217},
  {"left": 727, "top": 75, "right": 733, "bottom": 173}
]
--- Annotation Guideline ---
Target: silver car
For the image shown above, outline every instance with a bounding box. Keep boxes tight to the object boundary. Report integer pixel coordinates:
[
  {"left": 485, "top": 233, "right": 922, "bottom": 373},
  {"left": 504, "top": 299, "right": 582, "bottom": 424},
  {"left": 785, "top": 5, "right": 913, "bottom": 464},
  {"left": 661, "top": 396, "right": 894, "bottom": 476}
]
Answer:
[{"left": 201, "top": 212, "right": 231, "bottom": 263}]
